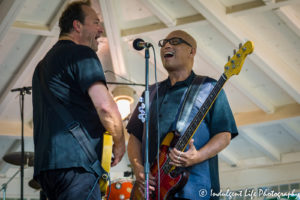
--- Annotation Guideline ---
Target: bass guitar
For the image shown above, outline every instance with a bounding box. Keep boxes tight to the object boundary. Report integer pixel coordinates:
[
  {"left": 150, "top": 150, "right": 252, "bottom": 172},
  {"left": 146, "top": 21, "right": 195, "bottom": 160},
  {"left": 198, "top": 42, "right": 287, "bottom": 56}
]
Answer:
[{"left": 131, "top": 41, "right": 254, "bottom": 200}]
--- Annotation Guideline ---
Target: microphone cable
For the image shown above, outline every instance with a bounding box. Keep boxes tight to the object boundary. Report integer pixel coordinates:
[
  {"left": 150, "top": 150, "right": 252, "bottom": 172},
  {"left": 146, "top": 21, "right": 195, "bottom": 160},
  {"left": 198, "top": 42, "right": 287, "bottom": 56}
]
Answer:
[
  {"left": 106, "top": 175, "right": 111, "bottom": 200},
  {"left": 150, "top": 45, "right": 161, "bottom": 200},
  {"left": 86, "top": 176, "right": 100, "bottom": 200}
]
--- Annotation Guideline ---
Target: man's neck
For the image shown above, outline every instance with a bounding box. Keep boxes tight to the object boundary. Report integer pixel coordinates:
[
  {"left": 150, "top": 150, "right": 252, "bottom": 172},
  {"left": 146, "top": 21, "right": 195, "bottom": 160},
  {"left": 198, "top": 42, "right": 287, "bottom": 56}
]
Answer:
[
  {"left": 59, "top": 34, "right": 77, "bottom": 44},
  {"left": 168, "top": 69, "right": 192, "bottom": 86}
]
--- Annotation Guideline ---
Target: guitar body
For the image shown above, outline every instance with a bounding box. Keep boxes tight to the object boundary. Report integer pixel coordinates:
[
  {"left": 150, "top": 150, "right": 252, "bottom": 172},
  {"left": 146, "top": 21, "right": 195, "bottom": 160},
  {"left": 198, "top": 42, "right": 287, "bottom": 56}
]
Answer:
[
  {"left": 99, "top": 132, "right": 112, "bottom": 195},
  {"left": 131, "top": 131, "right": 189, "bottom": 200}
]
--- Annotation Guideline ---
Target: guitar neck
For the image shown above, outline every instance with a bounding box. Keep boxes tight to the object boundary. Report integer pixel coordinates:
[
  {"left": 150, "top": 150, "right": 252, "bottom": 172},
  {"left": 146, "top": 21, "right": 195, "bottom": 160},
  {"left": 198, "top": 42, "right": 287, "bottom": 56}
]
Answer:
[{"left": 175, "top": 74, "right": 228, "bottom": 152}]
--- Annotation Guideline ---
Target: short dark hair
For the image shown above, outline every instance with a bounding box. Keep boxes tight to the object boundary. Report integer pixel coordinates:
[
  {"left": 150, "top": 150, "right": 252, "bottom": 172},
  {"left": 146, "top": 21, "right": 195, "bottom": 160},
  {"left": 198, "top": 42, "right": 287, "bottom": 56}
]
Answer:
[{"left": 58, "top": 0, "right": 91, "bottom": 37}]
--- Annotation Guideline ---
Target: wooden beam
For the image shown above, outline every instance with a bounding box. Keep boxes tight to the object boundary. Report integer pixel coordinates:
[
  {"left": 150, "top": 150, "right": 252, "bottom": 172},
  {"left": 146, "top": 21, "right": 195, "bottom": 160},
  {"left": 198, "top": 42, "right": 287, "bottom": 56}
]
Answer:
[
  {"left": 226, "top": 0, "right": 300, "bottom": 16},
  {"left": 0, "top": 121, "right": 32, "bottom": 137},
  {"left": 99, "top": 0, "right": 127, "bottom": 76},
  {"left": 274, "top": 6, "right": 300, "bottom": 39},
  {"left": 187, "top": 0, "right": 300, "bottom": 105},
  {"left": 122, "top": 22, "right": 166, "bottom": 37},
  {"left": 176, "top": 13, "right": 205, "bottom": 26},
  {"left": 140, "top": 0, "right": 176, "bottom": 27},
  {"left": 226, "top": 0, "right": 265, "bottom": 14},
  {"left": 235, "top": 103, "right": 300, "bottom": 127},
  {"left": 11, "top": 21, "right": 58, "bottom": 36},
  {"left": 10, "top": 1, "right": 70, "bottom": 37},
  {"left": 121, "top": 14, "right": 205, "bottom": 37},
  {"left": 0, "top": 0, "right": 25, "bottom": 43}
]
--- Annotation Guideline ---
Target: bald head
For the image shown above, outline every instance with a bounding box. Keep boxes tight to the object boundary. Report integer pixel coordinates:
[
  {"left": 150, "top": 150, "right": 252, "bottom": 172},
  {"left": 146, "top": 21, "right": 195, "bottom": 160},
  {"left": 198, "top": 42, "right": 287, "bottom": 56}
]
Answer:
[{"left": 166, "top": 30, "right": 197, "bottom": 50}]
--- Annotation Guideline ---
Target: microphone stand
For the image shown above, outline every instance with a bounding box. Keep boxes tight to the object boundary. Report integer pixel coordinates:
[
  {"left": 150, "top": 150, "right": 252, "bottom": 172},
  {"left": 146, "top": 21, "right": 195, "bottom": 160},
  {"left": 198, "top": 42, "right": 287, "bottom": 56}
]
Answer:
[
  {"left": 10, "top": 86, "right": 32, "bottom": 200},
  {"left": 144, "top": 46, "right": 150, "bottom": 200},
  {"left": 0, "top": 169, "right": 20, "bottom": 200}
]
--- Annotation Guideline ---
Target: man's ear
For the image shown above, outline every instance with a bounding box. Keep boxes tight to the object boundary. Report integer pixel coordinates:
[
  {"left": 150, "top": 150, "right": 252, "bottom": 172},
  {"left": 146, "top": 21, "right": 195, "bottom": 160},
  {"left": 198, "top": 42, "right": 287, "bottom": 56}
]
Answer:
[
  {"left": 73, "top": 20, "right": 82, "bottom": 32},
  {"left": 190, "top": 48, "right": 196, "bottom": 56}
]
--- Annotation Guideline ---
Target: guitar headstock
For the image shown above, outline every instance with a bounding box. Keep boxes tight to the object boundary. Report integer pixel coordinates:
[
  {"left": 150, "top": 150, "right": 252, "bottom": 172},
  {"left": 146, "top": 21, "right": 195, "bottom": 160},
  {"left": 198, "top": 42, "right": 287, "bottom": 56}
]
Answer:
[{"left": 224, "top": 41, "right": 254, "bottom": 79}]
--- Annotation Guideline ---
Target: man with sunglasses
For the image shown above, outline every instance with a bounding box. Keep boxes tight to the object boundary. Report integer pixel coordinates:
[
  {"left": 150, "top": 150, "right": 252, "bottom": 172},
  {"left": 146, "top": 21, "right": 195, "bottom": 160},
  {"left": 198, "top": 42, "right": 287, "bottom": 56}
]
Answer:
[{"left": 127, "top": 30, "right": 238, "bottom": 200}]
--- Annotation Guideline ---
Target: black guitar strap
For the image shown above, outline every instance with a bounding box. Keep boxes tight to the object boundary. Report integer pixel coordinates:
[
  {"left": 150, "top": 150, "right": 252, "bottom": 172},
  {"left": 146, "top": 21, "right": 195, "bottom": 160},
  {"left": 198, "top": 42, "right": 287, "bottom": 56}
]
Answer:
[
  {"left": 37, "top": 65, "right": 106, "bottom": 178},
  {"left": 175, "top": 75, "right": 207, "bottom": 133}
]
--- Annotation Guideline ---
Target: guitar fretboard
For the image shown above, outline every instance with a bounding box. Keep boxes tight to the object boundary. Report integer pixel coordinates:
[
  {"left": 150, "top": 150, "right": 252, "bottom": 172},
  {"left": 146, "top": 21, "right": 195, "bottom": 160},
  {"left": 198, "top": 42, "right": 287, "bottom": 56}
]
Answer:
[{"left": 162, "top": 74, "right": 228, "bottom": 174}]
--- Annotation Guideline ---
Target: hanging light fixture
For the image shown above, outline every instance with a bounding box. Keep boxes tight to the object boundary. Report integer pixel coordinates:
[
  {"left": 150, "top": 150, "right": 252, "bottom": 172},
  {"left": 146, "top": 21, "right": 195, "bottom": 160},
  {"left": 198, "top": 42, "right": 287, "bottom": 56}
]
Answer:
[{"left": 112, "top": 86, "right": 135, "bottom": 120}]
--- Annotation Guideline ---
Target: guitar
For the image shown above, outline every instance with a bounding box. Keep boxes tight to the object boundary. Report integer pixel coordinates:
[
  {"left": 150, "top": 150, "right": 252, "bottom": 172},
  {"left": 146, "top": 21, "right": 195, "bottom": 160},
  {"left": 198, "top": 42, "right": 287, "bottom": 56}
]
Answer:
[
  {"left": 99, "top": 132, "right": 113, "bottom": 195},
  {"left": 131, "top": 41, "right": 254, "bottom": 200}
]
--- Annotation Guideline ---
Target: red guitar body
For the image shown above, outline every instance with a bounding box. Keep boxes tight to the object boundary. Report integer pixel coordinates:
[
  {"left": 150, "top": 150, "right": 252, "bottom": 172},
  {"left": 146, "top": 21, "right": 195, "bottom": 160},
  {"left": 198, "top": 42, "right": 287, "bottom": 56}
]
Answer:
[{"left": 131, "top": 131, "right": 189, "bottom": 200}]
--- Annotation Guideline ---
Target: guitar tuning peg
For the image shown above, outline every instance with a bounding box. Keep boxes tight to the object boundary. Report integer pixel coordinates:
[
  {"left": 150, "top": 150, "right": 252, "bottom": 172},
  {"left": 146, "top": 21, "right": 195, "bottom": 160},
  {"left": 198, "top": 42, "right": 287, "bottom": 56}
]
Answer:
[
  {"left": 233, "top": 49, "right": 236, "bottom": 55},
  {"left": 228, "top": 56, "right": 230, "bottom": 61},
  {"left": 239, "top": 43, "right": 242, "bottom": 49}
]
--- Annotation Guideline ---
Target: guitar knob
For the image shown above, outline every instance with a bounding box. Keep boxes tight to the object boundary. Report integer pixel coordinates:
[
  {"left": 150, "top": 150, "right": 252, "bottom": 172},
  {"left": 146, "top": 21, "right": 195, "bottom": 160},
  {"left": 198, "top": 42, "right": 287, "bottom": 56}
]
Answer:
[
  {"left": 140, "top": 103, "right": 145, "bottom": 109},
  {"left": 225, "top": 66, "right": 229, "bottom": 70},
  {"left": 138, "top": 114, "right": 145, "bottom": 122},
  {"left": 138, "top": 107, "right": 145, "bottom": 114}
]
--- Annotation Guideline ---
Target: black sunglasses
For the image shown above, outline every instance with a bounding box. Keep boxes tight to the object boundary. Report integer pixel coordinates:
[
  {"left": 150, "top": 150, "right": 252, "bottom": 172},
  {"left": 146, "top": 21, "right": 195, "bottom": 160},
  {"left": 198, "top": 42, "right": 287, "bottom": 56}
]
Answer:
[{"left": 158, "top": 37, "right": 192, "bottom": 48}]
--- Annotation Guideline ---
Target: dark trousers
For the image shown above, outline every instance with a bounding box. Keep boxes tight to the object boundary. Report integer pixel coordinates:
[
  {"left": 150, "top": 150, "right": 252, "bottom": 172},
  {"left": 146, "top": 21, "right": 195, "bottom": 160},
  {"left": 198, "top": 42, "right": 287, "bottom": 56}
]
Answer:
[{"left": 37, "top": 167, "right": 101, "bottom": 200}]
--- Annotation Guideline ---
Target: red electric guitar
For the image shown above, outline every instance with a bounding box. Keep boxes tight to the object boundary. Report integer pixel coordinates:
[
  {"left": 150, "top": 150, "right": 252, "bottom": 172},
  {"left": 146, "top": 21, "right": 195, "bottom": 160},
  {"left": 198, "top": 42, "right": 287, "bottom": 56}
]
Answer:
[{"left": 131, "top": 41, "right": 254, "bottom": 200}]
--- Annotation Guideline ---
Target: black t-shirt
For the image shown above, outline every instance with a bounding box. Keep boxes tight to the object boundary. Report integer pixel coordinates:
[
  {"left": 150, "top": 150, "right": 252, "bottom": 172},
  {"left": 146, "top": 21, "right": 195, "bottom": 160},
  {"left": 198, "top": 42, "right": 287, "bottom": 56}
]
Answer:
[{"left": 32, "top": 40, "right": 106, "bottom": 177}]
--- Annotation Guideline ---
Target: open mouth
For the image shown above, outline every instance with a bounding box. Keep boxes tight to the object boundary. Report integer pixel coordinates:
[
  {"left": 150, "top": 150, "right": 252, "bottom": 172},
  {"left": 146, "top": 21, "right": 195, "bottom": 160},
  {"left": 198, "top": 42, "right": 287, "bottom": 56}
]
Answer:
[
  {"left": 164, "top": 51, "right": 175, "bottom": 58},
  {"left": 95, "top": 35, "right": 100, "bottom": 40}
]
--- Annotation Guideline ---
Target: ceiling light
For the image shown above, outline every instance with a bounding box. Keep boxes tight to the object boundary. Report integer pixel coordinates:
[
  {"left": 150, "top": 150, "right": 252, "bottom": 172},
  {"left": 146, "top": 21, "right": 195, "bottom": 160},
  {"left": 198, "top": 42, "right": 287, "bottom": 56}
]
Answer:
[{"left": 112, "top": 86, "right": 135, "bottom": 120}]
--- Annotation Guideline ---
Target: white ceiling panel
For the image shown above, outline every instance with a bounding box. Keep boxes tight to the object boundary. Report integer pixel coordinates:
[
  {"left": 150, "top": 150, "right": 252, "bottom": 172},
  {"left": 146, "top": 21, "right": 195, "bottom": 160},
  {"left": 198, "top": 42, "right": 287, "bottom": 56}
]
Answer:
[
  {"left": 257, "top": 124, "right": 300, "bottom": 154},
  {"left": 0, "top": 32, "right": 38, "bottom": 94},
  {"left": 16, "top": 0, "right": 63, "bottom": 26},
  {"left": 226, "top": 135, "right": 265, "bottom": 160},
  {"left": 158, "top": 0, "right": 199, "bottom": 19}
]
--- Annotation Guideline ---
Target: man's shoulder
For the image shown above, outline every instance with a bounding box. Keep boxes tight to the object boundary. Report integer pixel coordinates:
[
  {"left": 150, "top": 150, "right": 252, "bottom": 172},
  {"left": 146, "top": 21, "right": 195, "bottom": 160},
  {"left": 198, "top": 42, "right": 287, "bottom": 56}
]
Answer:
[
  {"left": 149, "top": 79, "right": 168, "bottom": 90},
  {"left": 55, "top": 40, "right": 97, "bottom": 57},
  {"left": 194, "top": 74, "right": 217, "bottom": 84},
  {"left": 72, "top": 44, "right": 96, "bottom": 56}
]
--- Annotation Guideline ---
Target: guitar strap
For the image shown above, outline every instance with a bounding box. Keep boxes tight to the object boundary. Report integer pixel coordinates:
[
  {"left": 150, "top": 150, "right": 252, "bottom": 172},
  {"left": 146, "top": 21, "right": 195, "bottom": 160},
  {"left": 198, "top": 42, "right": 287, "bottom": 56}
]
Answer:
[
  {"left": 37, "top": 65, "right": 106, "bottom": 179},
  {"left": 146, "top": 75, "right": 206, "bottom": 136},
  {"left": 175, "top": 75, "right": 207, "bottom": 133}
]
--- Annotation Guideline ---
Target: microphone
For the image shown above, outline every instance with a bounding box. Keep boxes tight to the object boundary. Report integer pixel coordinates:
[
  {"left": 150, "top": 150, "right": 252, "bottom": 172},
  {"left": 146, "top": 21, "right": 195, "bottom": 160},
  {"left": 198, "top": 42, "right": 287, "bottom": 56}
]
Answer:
[
  {"left": 133, "top": 38, "right": 152, "bottom": 51},
  {"left": 11, "top": 86, "right": 32, "bottom": 94}
]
